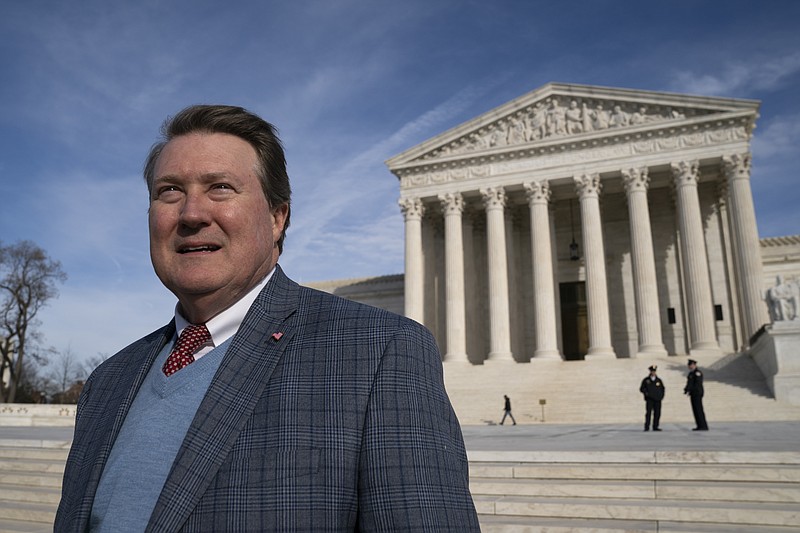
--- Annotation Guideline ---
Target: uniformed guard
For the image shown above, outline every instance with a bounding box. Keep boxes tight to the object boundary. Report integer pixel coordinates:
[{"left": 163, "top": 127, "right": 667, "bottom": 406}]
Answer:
[
  {"left": 639, "top": 365, "right": 665, "bottom": 431},
  {"left": 684, "top": 359, "right": 709, "bottom": 430}
]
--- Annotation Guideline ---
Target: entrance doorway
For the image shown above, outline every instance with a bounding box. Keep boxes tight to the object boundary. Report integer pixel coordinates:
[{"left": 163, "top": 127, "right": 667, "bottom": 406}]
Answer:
[{"left": 560, "top": 282, "right": 588, "bottom": 360}]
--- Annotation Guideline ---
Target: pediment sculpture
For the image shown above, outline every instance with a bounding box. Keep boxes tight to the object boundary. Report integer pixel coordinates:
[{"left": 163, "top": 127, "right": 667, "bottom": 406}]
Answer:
[{"left": 418, "top": 95, "right": 712, "bottom": 162}]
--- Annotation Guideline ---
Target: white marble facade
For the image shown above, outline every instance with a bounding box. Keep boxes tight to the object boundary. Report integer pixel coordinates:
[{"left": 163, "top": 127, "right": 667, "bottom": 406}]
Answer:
[{"left": 386, "top": 83, "right": 779, "bottom": 363}]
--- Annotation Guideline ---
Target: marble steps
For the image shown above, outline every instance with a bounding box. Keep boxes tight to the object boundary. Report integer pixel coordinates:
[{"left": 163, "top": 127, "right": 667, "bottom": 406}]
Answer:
[
  {"left": 0, "top": 444, "right": 64, "bottom": 528},
  {"left": 0, "top": 470, "right": 62, "bottom": 489},
  {"left": 443, "top": 353, "right": 800, "bottom": 424},
  {"left": 0, "top": 457, "right": 65, "bottom": 476},
  {"left": 470, "top": 460, "right": 800, "bottom": 483},
  {"left": 478, "top": 514, "right": 659, "bottom": 532},
  {"left": 0, "top": 484, "right": 61, "bottom": 505},
  {"left": 0, "top": 501, "right": 55, "bottom": 526},
  {"left": 0, "top": 446, "right": 69, "bottom": 462},
  {"left": 2, "top": 442, "right": 799, "bottom": 531},
  {"left": 471, "top": 477, "right": 800, "bottom": 503},
  {"left": 471, "top": 455, "right": 800, "bottom": 531},
  {"left": 473, "top": 494, "right": 800, "bottom": 528},
  {"left": 0, "top": 519, "right": 52, "bottom": 533},
  {"left": 478, "top": 514, "right": 800, "bottom": 533},
  {"left": 0, "top": 472, "right": 62, "bottom": 526}
]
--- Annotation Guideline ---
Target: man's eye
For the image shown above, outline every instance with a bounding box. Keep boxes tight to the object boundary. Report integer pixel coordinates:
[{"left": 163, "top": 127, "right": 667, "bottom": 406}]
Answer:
[
  {"left": 209, "top": 183, "right": 236, "bottom": 196},
  {"left": 155, "top": 186, "right": 182, "bottom": 200}
]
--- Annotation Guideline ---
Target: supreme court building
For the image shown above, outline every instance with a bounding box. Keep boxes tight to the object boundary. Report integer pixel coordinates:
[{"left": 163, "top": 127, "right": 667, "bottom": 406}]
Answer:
[{"left": 382, "top": 83, "right": 781, "bottom": 364}]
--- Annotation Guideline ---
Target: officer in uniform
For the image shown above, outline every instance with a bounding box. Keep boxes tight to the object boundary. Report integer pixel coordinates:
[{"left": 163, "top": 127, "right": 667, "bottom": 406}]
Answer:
[
  {"left": 639, "top": 365, "right": 665, "bottom": 431},
  {"left": 684, "top": 359, "right": 709, "bottom": 430}
]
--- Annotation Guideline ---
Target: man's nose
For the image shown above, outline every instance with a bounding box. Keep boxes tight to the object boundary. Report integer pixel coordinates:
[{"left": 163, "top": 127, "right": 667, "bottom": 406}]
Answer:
[{"left": 179, "top": 191, "right": 211, "bottom": 226}]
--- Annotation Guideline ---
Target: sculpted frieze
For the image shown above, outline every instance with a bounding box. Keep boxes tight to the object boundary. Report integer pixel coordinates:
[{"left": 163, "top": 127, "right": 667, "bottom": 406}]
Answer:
[
  {"left": 683, "top": 132, "right": 705, "bottom": 147},
  {"left": 430, "top": 170, "right": 449, "bottom": 183},
  {"left": 416, "top": 95, "right": 706, "bottom": 162},
  {"left": 493, "top": 144, "right": 632, "bottom": 174},
  {"left": 630, "top": 126, "right": 749, "bottom": 155},
  {"left": 398, "top": 123, "right": 750, "bottom": 191}
]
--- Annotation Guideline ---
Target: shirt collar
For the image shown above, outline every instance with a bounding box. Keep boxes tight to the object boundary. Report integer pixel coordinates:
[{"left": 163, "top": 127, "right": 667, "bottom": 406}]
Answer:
[{"left": 173, "top": 265, "right": 276, "bottom": 348}]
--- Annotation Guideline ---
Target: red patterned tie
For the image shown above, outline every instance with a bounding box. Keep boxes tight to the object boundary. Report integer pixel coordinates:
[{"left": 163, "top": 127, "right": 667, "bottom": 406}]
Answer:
[{"left": 162, "top": 324, "right": 211, "bottom": 376}]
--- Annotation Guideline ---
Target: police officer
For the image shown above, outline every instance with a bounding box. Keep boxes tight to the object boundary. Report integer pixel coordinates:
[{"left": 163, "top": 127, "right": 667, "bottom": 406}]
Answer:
[
  {"left": 640, "top": 365, "right": 665, "bottom": 431},
  {"left": 684, "top": 359, "right": 709, "bottom": 430}
]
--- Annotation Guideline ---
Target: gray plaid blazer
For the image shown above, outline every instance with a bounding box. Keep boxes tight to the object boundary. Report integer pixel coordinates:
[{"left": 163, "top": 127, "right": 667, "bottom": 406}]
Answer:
[{"left": 55, "top": 266, "right": 479, "bottom": 532}]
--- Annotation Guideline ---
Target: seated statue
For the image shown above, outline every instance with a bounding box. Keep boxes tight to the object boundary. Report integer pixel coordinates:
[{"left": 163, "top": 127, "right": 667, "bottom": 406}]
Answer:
[{"left": 765, "top": 275, "right": 800, "bottom": 322}]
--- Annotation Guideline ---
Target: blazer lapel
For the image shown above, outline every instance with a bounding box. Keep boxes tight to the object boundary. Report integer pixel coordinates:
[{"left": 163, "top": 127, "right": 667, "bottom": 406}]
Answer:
[
  {"left": 72, "top": 324, "right": 172, "bottom": 532},
  {"left": 147, "top": 266, "right": 299, "bottom": 532}
]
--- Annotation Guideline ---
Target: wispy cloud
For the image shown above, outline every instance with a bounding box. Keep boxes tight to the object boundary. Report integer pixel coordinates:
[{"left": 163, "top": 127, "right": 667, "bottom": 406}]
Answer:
[
  {"left": 282, "top": 82, "right": 500, "bottom": 281},
  {"left": 670, "top": 52, "right": 800, "bottom": 96},
  {"left": 32, "top": 172, "right": 151, "bottom": 282},
  {"left": 752, "top": 112, "right": 800, "bottom": 159},
  {"left": 378, "top": 80, "right": 505, "bottom": 151}
]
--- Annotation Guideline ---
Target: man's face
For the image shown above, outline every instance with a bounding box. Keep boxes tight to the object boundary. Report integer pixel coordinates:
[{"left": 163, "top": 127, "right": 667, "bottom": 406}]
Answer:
[{"left": 148, "top": 132, "right": 288, "bottom": 322}]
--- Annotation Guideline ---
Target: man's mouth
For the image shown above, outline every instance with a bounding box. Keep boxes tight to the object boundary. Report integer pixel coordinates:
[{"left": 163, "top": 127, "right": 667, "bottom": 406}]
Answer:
[{"left": 178, "top": 245, "right": 221, "bottom": 254}]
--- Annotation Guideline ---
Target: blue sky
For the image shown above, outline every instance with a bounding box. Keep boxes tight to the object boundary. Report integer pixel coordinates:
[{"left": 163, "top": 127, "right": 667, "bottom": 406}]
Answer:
[{"left": 1, "top": 0, "right": 799, "bottom": 363}]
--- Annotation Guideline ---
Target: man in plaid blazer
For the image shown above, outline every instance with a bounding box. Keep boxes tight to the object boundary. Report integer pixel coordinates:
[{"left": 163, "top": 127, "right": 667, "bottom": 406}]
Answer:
[{"left": 55, "top": 105, "right": 479, "bottom": 532}]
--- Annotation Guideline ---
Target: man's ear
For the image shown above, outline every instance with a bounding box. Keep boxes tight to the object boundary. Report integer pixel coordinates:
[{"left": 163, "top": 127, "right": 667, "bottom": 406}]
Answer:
[{"left": 271, "top": 203, "right": 289, "bottom": 239}]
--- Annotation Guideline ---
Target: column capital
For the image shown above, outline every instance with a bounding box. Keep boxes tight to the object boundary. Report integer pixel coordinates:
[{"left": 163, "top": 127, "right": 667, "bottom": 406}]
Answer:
[
  {"left": 621, "top": 167, "right": 650, "bottom": 194},
  {"left": 574, "top": 173, "right": 601, "bottom": 199},
  {"left": 524, "top": 181, "right": 551, "bottom": 205},
  {"left": 438, "top": 192, "right": 464, "bottom": 215},
  {"left": 480, "top": 186, "right": 507, "bottom": 210},
  {"left": 722, "top": 153, "right": 752, "bottom": 182},
  {"left": 399, "top": 197, "right": 425, "bottom": 219},
  {"left": 670, "top": 160, "right": 699, "bottom": 187}
]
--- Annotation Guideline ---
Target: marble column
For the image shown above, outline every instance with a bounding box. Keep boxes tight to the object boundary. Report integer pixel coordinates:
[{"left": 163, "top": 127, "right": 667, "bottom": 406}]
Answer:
[
  {"left": 524, "top": 181, "right": 561, "bottom": 359},
  {"left": 717, "top": 180, "right": 745, "bottom": 349},
  {"left": 550, "top": 205, "right": 564, "bottom": 354},
  {"left": 722, "top": 153, "right": 770, "bottom": 341},
  {"left": 575, "top": 174, "right": 616, "bottom": 359},
  {"left": 621, "top": 168, "right": 667, "bottom": 357},
  {"left": 481, "top": 187, "right": 513, "bottom": 361},
  {"left": 670, "top": 161, "right": 720, "bottom": 354},
  {"left": 438, "top": 192, "right": 468, "bottom": 362},
  {"left": 399, "top": 197, "right": 425, "bottom": 324}
]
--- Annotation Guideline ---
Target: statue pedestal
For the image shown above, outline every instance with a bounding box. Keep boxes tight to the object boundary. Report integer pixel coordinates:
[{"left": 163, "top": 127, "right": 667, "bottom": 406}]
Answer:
[{"left": 750, "top": 321, "right": 800, "bottom": 406}]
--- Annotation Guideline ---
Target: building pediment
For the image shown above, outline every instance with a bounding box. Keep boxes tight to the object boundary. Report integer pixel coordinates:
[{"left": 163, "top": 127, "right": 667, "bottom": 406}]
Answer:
[{"left": 386, "top": 83, "right": 759, "bottom": 177}]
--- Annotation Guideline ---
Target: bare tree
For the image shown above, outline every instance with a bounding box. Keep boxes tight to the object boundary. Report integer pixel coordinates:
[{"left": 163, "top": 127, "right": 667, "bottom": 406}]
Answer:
[
  {"left": 0, "top": 240, "right": 67, "bottom": 403},
  {"left": 7, "top": 358, "right": 52, "bottom": 403},
  {"left": 45, "top": 346, "right": 83, "bottom": 403}
]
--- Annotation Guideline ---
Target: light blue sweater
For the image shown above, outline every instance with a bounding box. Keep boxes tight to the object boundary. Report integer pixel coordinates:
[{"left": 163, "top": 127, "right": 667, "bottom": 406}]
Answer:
[{"left": 90, "top": 338, "right": 231, "bottom": 532}]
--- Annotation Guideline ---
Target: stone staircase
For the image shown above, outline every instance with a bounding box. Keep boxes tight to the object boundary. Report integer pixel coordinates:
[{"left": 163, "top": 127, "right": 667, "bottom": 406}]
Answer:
[
  {"left": 4, "top": 438, "right": 796, "bottom": 533},
  {"left": 471, "top": 450, "right": 800, "bottom": 532},
  {"left": 443, "top": 351, "right": 800, "bottom": 426},
  {"left": 0, "top": 440, "right": 67, "bottom": 533}
]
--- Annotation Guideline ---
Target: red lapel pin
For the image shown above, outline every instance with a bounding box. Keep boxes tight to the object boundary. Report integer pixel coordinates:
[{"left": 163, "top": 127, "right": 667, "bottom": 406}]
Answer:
[{"left": 271, "top": 332, "right": 284, "bottom": 341}]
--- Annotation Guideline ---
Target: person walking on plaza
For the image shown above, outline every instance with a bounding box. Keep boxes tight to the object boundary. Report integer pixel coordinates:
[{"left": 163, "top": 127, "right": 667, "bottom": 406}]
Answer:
[
  {"left": 640, "top": 365, "right": 665, "bottom": 431},
  {"left": 500, "top": 394, "right": 517, "bottom": 425},
  {"left": 684, "top": 358, "right": 709, "bottom": 431}
]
